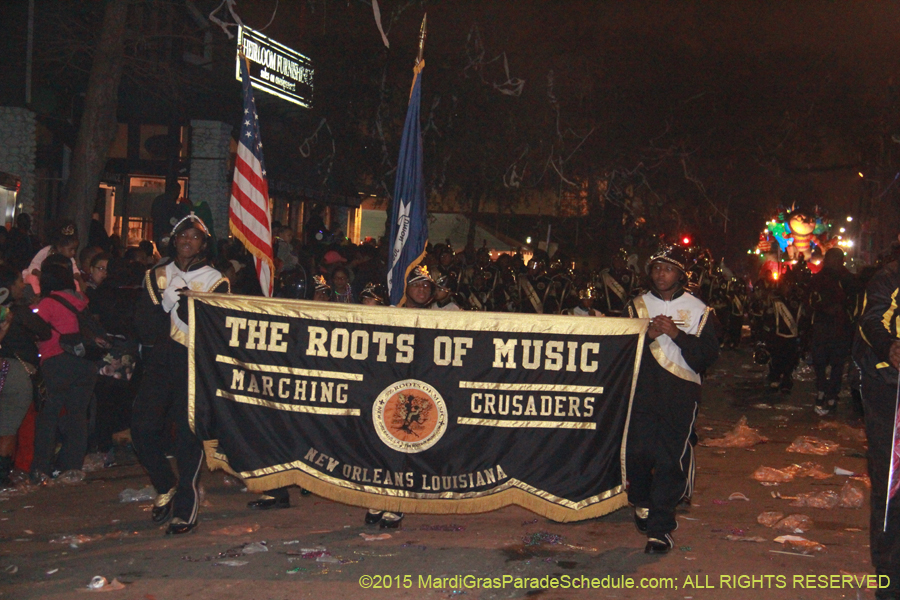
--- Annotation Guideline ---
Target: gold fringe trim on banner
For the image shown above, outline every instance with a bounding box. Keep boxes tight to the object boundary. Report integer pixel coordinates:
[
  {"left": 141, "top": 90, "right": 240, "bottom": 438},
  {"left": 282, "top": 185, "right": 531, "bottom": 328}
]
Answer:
[
  {"left": 183, "top": 291, "right": 648, "bottom": 337},
  {"left": 203, "top": 440, "right": 627, "bottom": 523}
]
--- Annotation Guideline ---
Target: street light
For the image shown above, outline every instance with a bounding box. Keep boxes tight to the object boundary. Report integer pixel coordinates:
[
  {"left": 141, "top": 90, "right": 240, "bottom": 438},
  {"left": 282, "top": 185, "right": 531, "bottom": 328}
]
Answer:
[{"left": 847, "top": 216, "right": 853, "bottom": 222}]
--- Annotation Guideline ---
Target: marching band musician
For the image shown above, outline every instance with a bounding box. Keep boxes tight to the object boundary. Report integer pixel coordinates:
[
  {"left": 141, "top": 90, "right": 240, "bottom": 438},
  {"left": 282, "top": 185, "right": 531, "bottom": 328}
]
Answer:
[
  {"left": 761, "top": 280, "right": 808, "bottom": 395},
  {"left": 724, "top": 277, "right": 748, "bottom": 349},
  {"left": 570, "top": 286, "right": 603, "bottom": 316},
  {"left": 853, "top": 246, "right": 900, "bottom": 600},
  {"left": 365, "top": 264, "right": 437, "bottom": 528},
  {"left": 131, "top": 213, "right": 230, "bottom": 535},
  {"left": 598, "top": 249, "right": 638, "bottom": 317},
  {"left": 624, "top": 245, "right": 719, "bottom": 554}
]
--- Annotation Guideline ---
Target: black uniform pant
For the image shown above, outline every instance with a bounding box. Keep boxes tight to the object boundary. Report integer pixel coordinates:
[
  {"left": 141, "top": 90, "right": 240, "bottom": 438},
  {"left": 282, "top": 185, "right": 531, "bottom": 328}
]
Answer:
[
  {"left": 131, "top": 341, "right": 204, "bottom": 525},
  {"left": 767, "top": 336, "right": 799, "bottom": 384},
  {"left": 725, "top": 312, "right": 743, "bottom": 347},
  {"left": 862, "top": 372, "right": 900, "bottom": 599},
  {"left": 626, "top": 400, "right": 698, "bottom": 537},
  {"left": 812, "top": 340, "right": 850, "bottom": 401}
]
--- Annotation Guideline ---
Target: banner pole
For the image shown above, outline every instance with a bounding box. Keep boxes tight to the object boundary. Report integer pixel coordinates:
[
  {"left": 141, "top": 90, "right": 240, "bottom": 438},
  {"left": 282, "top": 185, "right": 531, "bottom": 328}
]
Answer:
[{"left": 884, "top": 372, "right": 900, "bottom": 532}]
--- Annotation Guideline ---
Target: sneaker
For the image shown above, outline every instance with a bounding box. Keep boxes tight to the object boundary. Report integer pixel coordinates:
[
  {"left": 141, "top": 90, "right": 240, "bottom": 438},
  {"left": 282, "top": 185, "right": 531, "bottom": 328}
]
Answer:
[
  {"left": 644, "top": 533, "right": 675, "bottom": 554},
  {"left": 633, "top": 507, "right": 649, "bottom": 533}
]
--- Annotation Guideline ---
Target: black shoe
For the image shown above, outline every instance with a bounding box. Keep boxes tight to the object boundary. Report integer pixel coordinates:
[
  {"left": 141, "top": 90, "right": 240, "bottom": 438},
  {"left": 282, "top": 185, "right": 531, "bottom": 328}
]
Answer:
[
  {"left": 151, "top": 488, "right": 176, "bottom": 524},
  {"left": 365, "top": 510, "right": 384, "bottom": 525},
  {"left": 165, "top": 518, "right": 197, "bottom": 535},
  {"left": 379, "top": 512, "right": 404, "bottom": 529},
  {"left": 633, "top": 507, "right": 649, "bottom": 534},
  {"left": 247, "top": 495, "right": 290, "bottom": 510},
  {"left": 644, "top": 533, "right": 674, "bottom": 554}
]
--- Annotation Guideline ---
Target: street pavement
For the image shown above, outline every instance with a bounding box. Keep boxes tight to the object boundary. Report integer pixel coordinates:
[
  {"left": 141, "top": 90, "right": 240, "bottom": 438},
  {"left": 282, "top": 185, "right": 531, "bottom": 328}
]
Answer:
[{"left": 0, "top": 347, "right": 879, "bottom": 599}]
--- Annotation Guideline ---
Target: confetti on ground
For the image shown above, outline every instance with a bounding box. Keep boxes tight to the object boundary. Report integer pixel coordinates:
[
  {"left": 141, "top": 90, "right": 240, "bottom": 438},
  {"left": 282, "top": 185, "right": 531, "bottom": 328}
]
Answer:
[
  {"left": 419, "top": 524, "right": 466, "bottom": 531},
  {"left": 523, "top": 532, "right": 564, "bottom": 546}
]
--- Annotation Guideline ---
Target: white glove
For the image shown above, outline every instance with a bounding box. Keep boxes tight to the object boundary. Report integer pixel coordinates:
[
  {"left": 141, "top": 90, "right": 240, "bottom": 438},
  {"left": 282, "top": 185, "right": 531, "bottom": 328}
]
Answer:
[{"left": 161, "top": 276, "right": 186, "bottom": 312}]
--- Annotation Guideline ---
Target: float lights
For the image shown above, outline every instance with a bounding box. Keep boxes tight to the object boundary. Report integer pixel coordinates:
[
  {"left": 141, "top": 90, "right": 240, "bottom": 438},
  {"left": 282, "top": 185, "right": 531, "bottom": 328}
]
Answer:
[
  {"left": 847, "top": 216, "right": 853, "bottom": 222},
  {"left": 682, "top": 236, "right": 691, "bottom": 245},
  {"left": 526, "top": 237, "right": 532, "bottom": 244},
  {"left": 859, "top": 172, "right": 864, "bottom": 178},
  {"left": 840, "top": 227, "right": 846, "bottom": 233}
]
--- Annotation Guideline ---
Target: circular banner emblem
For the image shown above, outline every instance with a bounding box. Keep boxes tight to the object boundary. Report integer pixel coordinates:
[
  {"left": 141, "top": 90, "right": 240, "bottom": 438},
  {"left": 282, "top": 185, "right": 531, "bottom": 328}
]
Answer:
[{"left": 372, "top": 379, "right": 447, "bottom": 453}]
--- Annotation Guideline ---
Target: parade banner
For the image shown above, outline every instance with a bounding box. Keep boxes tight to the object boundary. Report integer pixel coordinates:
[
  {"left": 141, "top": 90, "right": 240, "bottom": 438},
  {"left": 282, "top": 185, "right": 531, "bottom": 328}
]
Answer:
[{"left": 187, "top": 293, "right": 647, "bottom": 522}]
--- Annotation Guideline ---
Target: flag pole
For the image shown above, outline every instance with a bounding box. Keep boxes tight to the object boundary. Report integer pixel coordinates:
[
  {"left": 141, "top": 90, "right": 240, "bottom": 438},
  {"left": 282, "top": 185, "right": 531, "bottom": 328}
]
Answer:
[
  {"left": 885, "top": 373, "right": 900, "bottom": 531},
  {"left": 417, "top": 14, "right": 427, "bottom": 66},
  {"left": 387, "top": 13, "right": 429, "bottom": 307}
]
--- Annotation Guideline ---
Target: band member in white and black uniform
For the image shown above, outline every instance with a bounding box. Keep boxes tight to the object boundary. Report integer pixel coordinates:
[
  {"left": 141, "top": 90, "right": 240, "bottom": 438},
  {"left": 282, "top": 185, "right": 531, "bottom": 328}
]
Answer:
[
  {"left": 624, "top": 245, "right": 719, "bottom": 554},
  {"left": 364, "top": 265, "right": 436, "bottom": 529},
  {"left": 853, "top": 249, "right": 900, "bottom": 600},
  {"left": 131, "top": 214, "right": 229, "bottom": 535}
]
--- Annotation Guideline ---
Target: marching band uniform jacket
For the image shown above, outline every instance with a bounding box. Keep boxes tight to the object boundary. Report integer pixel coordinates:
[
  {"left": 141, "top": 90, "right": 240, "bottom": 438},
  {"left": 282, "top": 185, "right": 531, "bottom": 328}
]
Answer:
[
  {"left": 625, "top": 288, "right": 719, "bottom": 395},
  {"left": 854, "top": 260, "right": 900, "bottom": 386},
  {"left": 600, "top": 267, "right": 637, "bottom": 316},
  {"left": 137, "top": 258, "right": 230, "bottom": 348}
]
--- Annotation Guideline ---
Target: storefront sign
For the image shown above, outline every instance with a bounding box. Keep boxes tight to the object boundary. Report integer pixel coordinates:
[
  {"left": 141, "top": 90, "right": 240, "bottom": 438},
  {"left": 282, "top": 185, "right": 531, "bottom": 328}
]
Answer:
[{"left": 236, "top": 25, "right": 313, "bottom": 108}]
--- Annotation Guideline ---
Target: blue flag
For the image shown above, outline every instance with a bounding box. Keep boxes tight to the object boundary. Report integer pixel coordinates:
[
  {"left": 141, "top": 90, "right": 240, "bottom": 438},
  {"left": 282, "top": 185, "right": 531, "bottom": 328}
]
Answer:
[{"left": 387, "top": 61, "right": 428, "bottom": 306}]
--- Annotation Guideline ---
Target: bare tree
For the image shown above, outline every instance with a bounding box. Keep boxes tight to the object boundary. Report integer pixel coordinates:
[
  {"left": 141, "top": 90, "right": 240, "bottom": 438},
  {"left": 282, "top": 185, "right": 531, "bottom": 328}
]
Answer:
[{"left": 60, "top": 0, "right": 129, "bottom": 246}]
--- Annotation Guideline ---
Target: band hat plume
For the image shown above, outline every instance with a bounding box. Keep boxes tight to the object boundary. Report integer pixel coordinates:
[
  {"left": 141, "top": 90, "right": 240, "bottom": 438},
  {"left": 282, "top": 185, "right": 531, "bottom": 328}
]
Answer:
[
  {"left": 578, "top": 286, "right": 597, "bottom": 300},
  {"left": 313, "top": 274, "right": 331, "bottom": 292},
  {"left": 360, "top": 282, "right": 387, "bottom": 303},
  {"left": 408, "top": 264, "right": 434, "bottom": 285}
]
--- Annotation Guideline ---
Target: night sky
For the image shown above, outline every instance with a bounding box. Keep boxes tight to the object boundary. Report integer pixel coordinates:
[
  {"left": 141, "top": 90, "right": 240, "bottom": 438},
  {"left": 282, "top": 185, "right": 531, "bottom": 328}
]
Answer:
[
  {"left": 4, "top": 1, "right": 900, "bottom": 263},
  {"left": 248, "top": 0, "right": 900, "bottom": 261}
]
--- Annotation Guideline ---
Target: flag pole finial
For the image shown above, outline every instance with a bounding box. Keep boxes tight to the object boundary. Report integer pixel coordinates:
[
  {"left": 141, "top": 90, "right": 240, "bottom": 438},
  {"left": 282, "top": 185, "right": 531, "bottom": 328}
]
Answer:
[{"left": 416, "top": 13, "right": 427, "bottom": 66}]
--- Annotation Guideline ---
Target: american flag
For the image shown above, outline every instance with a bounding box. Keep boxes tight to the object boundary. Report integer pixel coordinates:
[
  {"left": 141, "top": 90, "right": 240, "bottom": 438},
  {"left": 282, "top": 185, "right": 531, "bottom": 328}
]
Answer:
[{"left": 230, "top": 55, "right": 275, "bottom": 297}]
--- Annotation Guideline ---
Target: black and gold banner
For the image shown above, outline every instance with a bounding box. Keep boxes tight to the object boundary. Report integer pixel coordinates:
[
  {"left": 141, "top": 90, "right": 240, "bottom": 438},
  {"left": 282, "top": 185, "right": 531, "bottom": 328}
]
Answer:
[{"left": 187, "top": 293, "right": 647, "bottom": 522}]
